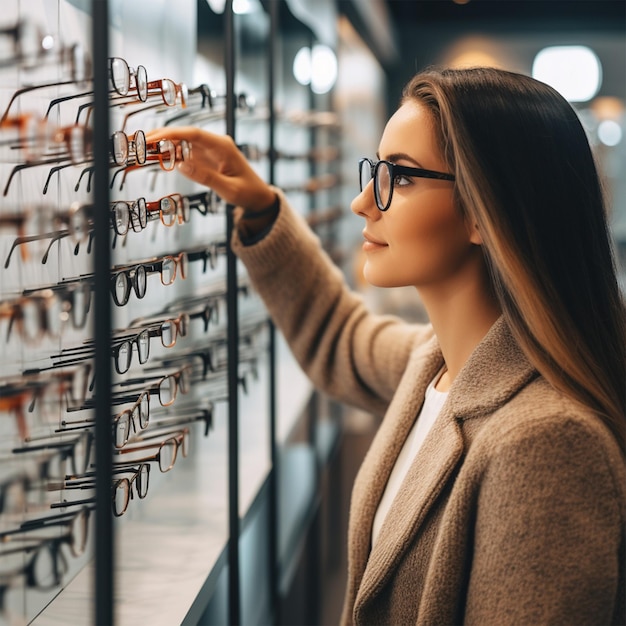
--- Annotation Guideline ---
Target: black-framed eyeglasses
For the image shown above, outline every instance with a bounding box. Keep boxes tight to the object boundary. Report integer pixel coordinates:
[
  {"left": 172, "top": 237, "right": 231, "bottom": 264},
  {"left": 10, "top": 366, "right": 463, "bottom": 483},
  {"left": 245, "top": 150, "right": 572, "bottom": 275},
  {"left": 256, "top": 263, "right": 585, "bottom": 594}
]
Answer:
[
  {"left": 110, "top": 198, "right": 148, "bottom": 235},
  {"left": 110, "top": 314, "right": 189, "bottom": 373},
  {"left": 358, "top": 157, "right": 455, "bottom": 212},
  {"left": 18, "top": 362, "right": 92, "bottom": 416},
  {"left": 0, "top": 507, "right": 91, "bottom": 591},
  {"left": 57, "top": 463, "right": 150, "bottom": 517},
  {"left": 109, "top": 57, "right": 148, "bottom": 100},
  {"left": 111, "top": 129, "right": 147, "bottom": 166},
  {"left": 185, "top": 189, "right": 224, "bottom": 215},
  {"left": 112, "top": 391, "right": 150, "bottom": 447},
  {"left": 58, "top": 389, "right": 150, "bottom": 449},
  {"left": 109, "top": 252, "right": 188, "bottom": 306},
  {"left": 112, "top": 463, "right": 151, "bottom": 516},
  {"left": 13, "top": 430, "right": 94, "bottom": 479},
  {"left": 57, "top": 312, "right": 189, "bottom": 375}
]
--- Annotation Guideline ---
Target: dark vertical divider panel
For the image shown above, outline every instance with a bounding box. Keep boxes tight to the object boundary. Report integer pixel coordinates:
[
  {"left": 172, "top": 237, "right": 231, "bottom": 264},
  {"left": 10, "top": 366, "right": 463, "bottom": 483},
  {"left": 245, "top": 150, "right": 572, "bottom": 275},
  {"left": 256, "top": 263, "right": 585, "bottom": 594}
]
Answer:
[
  {"left": 224, "top": 2, "right": 241, "bottom": 625},
  {"left": 91, "top": 0, "right": 113, "bottom": 623}
]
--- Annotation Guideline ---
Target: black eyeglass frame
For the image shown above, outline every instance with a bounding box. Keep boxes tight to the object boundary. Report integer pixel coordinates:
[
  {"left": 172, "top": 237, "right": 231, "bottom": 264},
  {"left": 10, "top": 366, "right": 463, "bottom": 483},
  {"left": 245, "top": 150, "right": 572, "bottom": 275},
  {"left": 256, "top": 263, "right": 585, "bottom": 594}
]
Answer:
[{"left": 358, "top": 157, "right": 455, "bottom": 212}]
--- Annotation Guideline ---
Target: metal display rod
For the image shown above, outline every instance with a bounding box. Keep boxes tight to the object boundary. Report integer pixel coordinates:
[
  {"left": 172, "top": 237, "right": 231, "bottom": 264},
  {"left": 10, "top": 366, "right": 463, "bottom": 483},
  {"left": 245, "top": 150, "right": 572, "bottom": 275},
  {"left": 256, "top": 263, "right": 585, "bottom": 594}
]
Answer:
[
  {"left": 224, "top": 2, "right": 241, "bottom": 625},
  {"left": 91, "top": 0, "right": 114, "bottom": 624}
]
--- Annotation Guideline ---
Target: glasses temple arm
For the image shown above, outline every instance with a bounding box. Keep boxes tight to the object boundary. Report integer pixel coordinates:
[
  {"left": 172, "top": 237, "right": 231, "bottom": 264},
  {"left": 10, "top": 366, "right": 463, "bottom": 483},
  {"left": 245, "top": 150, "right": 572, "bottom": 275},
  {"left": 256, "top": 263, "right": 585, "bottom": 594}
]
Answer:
[{"left": 44, "top": 90, "right": 94, "bottom": 120}]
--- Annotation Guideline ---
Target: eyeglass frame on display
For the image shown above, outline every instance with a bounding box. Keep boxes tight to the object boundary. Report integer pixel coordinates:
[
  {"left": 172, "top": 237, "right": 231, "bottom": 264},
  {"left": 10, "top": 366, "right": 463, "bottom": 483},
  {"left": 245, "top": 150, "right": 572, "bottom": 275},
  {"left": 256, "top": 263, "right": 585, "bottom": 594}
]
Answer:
[
  {"left": 4, "top": 202, "right": 96, "bottom": 268},
  {"left": 112, "top": 428, "right": 189, "bottom": 473},
  {"left": 55, "top": 312, "right": 190, "bottom": 375},
  {"left": 108, "top": 136, "right": 192, "bottom": 192},
  {"left": 109, "top": 251, "right": 189, "bottom": 307},
  {"left": 51, "top": 463, "right": 150, "bottom": 517},
  {"left": 0, "top": 370, "right": 90, "bottom": 446},
  {"left": 12, "top": 430, "right": 95, "bottom": 480},
  {"left": 0, "top": 507, "right": 92, "bottom": 594},
  {"left": 0, "top": 43, "right": 91, "bottom": 123}
]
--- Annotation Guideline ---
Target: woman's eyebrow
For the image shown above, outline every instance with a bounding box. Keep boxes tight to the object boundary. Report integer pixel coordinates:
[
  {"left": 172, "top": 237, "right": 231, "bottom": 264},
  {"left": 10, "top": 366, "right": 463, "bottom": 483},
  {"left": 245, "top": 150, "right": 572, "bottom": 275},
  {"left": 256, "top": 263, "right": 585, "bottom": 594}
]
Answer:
[{"left": 378, "top": 151, "right": 425, "bottom": 168}]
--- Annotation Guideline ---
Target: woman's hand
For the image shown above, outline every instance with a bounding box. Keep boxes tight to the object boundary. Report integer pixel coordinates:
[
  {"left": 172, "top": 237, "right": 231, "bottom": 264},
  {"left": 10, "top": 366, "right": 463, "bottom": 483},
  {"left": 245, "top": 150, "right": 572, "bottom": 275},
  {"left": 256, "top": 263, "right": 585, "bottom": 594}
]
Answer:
[{"left": 145, "top": 127, "right": 275, "bottom": 212}]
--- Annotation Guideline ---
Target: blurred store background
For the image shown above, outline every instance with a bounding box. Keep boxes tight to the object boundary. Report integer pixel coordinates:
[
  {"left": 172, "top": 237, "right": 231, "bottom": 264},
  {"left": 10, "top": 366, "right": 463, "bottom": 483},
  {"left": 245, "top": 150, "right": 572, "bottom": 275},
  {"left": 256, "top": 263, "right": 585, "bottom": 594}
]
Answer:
[
  {"left": 335, "top": 0, "right": 625, "bottom": 294},
  {"left": 264, "top": 0, "right": 625, "bottom": 324}
]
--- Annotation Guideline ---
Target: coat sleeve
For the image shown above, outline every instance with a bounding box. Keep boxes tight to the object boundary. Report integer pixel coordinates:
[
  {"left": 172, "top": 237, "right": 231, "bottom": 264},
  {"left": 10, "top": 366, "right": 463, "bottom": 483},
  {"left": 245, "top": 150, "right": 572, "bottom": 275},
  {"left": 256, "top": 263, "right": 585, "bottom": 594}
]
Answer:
[
  {"left": 231, "top": 189, "right": 431, "bottom": 416},
  {"left": 465, "top": 412, "right": 625, "bottom": 625}
]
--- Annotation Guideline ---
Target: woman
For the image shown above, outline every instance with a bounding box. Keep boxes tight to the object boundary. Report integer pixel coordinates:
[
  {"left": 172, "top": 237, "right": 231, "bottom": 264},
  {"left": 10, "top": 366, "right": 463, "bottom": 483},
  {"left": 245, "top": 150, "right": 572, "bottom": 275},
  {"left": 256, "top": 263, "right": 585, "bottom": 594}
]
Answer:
[{"left": 151, "top": 67, "right": 626, "bottom": 625}]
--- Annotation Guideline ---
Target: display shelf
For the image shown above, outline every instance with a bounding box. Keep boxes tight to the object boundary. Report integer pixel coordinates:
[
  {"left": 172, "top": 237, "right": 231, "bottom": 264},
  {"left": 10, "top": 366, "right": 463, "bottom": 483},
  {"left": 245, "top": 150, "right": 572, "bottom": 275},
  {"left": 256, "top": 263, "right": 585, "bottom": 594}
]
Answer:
[
  {"left": 0, "top": 2, "right": 346, "bottom": 624},
  {"left": 276, "top": 334, "right": 314, "bottom": 444},
  {"left": 27, "top": 341, "right": 316, "bottom": 625},
  {"left": 31, "top": 395, "right": 264, "bottom": 625}
]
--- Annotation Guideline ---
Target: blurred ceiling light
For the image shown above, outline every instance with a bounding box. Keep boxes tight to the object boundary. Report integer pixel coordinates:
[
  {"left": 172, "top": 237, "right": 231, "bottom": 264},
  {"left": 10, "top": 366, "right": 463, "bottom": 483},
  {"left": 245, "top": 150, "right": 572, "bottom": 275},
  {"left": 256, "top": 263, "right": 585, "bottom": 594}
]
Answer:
[
  {"left": 207, "top": 0, "right": 260, "bottom": 13},
  {"left": 206, "top": 0, "right": 226, "bottom": 13},
  {"left": 591, "top": 96, "right": 624, "bottom": 121},
  {"left": 233, "top": 0, "right": 259, "bottom": 13},
  {"left": 311, "top": 44, "right": 338, "bottom": 94},
  {"left": 597, "top": 120, "right": 622, "bottom": 147},
  {"left": 293, "top": 44, "right": 338, "bottom": 94},
  {"left": 453, "top": 0, "right": 471, "bottom": 4},
  {"left": 293, "top": 46, "right": 312, "bottom": 85},
  {"left": 532, "top": 45, "right": 602, "bottom": 102},
  {"left": 450, "top": 50, "right": 500, "bottom": 69}
]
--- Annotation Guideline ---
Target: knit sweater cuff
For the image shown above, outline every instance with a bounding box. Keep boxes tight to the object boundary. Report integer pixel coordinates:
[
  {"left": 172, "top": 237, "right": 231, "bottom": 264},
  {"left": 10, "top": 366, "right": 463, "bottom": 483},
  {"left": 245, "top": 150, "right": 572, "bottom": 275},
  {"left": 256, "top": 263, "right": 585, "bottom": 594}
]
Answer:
[{"left": 231, "top": 187, "right": 328, "bottom": 282}]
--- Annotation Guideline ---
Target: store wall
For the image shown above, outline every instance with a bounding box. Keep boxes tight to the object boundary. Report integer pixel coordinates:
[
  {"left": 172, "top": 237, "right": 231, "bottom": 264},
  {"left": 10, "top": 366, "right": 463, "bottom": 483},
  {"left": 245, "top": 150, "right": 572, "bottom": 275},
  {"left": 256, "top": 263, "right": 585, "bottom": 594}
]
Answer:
[{"left": 0, "top": 1, "right": 352, "bottom": 624}]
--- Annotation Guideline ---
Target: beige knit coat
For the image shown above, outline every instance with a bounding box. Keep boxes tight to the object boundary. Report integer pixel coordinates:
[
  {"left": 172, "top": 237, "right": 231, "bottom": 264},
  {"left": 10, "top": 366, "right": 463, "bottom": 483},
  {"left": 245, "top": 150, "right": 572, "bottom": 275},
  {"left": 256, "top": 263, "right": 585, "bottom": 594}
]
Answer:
[{"left": 232, "top": 190, "right": 626, "bottom": 626}]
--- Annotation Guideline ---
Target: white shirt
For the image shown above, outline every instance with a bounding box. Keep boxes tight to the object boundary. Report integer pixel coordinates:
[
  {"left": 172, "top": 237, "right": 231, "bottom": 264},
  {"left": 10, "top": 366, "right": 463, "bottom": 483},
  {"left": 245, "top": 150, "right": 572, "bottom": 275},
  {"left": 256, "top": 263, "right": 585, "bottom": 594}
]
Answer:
[{"left": 371, "top": 376, "right": 449, "bottom": 547}]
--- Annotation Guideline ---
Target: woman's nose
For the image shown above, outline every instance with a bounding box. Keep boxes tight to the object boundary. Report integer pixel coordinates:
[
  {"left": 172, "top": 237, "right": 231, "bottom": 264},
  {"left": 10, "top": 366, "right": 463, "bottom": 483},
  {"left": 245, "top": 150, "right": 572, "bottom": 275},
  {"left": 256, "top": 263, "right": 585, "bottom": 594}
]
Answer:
[{"left": 350, "top": 180, "right": 379, "bottom": 219}]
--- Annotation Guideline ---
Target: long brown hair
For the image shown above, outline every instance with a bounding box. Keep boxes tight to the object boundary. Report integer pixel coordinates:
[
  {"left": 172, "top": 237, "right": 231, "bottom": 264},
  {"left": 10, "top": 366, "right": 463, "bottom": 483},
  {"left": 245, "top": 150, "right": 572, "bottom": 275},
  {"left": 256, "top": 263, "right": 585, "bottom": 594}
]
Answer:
[{"left": 403, "top": 66, "right": 626, "bottom": 452}]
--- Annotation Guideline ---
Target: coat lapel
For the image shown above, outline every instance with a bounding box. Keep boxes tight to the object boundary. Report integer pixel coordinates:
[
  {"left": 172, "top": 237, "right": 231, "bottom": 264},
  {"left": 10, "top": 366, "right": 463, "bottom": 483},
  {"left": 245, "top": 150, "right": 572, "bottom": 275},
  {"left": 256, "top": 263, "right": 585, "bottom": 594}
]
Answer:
[
  {"left": 354, "top": 401, "right": 464, "bottom": 609},
  {"left": 344, "top": 335, "right": 445, "bottom": 617},
  {"left": 347, "top": 317, "right": 538, "bottom": 619}
]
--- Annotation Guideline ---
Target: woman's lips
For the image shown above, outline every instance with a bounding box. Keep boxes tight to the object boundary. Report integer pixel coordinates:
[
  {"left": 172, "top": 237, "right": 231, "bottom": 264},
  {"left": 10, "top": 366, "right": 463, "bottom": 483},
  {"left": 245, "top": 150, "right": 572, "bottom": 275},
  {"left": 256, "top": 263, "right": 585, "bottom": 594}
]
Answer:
[{"left": 362, "top": 231, "right": 387, "bottom": 251}]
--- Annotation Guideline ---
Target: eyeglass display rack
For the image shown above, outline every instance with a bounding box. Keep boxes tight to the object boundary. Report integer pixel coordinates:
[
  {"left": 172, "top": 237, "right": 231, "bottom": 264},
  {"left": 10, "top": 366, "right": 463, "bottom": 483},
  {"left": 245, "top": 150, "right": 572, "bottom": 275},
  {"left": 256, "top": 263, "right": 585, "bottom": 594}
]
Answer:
[{"left": 0, "top": 1, "right": 348, "bottom": 625}]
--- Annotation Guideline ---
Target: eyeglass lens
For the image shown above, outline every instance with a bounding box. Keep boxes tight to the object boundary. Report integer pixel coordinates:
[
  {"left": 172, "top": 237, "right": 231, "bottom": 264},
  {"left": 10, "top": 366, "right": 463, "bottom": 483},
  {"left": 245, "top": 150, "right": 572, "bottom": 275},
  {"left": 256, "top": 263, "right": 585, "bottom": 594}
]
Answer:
[
  {"left": 0, "top": 477, "right": 28, "bottom": 515},
  {"left": 156, "top": 432, "right": 188, "bottom": 472},
  {"left": 13, "top": 292, "right": 63, "bottom": 343},
  {"left": 112, "top": 265, "right": 147, "bottom": 306},
  {"left": 111, "top": 130, "right": 146, "bottom": 166},
  {"left": 160, "top": 254, "right": 187, "bottom": 285},
  {"left": 110, "top": 57, "right": 148, "bottom": 100},
  {"left": 113, "top": 464, "right": 149, "bottom": 516},
  {"left": 113, "top": 328, "right": 150, "bottom": 374},
  {"left": 160, "top": 315, "right": 188, "bottom": 348},
  {"left": 157, "top": 79, "right": 177, "bottom": 106},
  {"left": 155, "top": 139, "right": 175, "bottom": 171},
  {"left": 159, "top": 195, "right": 190, "bottom": 226},
  {"left": 70, "top": 433, "right": 93, "bottom": 476},
  {"left": 112, "top": 199, "right": 148, "bottom": 235},
  {"left": 115, "top": 391, "right": 150, "bottom": 448},
  {"left": 158, "top": 376, "right": 177, "bottom": 406},
  {"left": 159, "top": 196, "right": 178, "bottom": 226},
  {"left": 359, "top": 159, "right": 392, "bottom": 211}
]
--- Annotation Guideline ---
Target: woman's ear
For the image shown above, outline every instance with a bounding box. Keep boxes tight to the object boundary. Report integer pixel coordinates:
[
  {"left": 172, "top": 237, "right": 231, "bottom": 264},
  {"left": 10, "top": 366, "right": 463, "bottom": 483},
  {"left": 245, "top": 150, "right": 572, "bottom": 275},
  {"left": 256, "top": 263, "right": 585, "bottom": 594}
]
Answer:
[{"left": 466, "top": 219, "right": 483, "bottom": 245}]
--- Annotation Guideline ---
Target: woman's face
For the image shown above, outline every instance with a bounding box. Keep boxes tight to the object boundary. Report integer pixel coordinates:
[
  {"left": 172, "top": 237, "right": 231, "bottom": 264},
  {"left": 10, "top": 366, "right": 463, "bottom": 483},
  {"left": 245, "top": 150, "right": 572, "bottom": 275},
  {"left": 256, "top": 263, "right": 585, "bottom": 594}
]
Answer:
[{"left": 351, "top": 100, "right": 481, "bottom": 291}]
